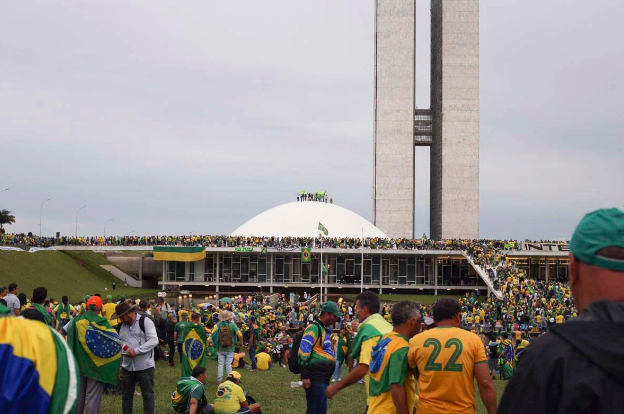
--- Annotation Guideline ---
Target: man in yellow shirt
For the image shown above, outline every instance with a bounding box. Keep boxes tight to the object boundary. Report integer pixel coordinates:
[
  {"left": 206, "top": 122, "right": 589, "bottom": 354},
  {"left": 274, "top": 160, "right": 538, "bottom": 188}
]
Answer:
[
  {"left": 212, "top": 371, "right": 261, "bottom": 414},
  {"left": 255, "top": 347, "right": 272, "bottom": 371},
  {"left": 408, "top": 298, "right": 497, "bottom": 414},
  {"left": 102, "top": 295, "right": 118, "bottom": 327},
  {"left": 368, "top": 301, "right": 422, "bottom": 414}
]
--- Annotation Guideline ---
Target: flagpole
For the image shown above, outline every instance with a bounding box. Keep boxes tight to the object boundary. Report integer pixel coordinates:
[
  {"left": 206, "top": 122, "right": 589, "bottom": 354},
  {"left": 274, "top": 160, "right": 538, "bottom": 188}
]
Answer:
[
  {"left": 320, "top": 233, "right": 323, "bottom": 304},
  {"left": 361, "top": 227, "right": 364, "bottom": 293}
]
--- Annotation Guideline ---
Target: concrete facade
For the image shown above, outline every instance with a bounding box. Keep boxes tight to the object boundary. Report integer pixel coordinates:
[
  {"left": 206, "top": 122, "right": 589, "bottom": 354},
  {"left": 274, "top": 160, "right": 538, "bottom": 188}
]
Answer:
[
  {"left": 373, "top": 0, "right": 480, "bottom": 240},
  {"left": 430, "top": 0, "right": 480, "bottom": 239},
  {"left": 373, "top": 0, "right": 416, "bottom": 239}
]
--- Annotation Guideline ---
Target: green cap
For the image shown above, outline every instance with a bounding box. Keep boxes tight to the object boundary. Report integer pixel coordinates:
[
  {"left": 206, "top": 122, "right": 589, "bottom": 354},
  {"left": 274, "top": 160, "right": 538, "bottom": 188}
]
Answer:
[
  {"left": 570, "top": 208, "right": 624, "bottom": 272},
  {"left": 321, "top": 301, "right": 343, "bottom": 317},
  {"left": 84, "top": 295, "right": 91, "bottom": 302},
  {"left": 107, "top": 295, "right": 113, "bottom": 300}
]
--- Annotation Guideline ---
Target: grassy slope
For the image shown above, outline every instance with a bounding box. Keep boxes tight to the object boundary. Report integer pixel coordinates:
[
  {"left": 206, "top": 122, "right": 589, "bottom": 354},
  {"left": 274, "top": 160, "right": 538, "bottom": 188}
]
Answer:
[
  {"left": 0, "top": 250, "right": 157, "bottom": 302},
  {"left": 100, "top": 357, "right": 508, "bottom": 414}
]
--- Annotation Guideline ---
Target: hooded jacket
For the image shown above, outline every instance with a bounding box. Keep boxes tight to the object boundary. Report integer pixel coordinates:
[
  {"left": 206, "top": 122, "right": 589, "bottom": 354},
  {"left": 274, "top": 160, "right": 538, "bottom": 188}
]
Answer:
[{"left": 498, "top": 300, "right": 624, "bottom": 414}]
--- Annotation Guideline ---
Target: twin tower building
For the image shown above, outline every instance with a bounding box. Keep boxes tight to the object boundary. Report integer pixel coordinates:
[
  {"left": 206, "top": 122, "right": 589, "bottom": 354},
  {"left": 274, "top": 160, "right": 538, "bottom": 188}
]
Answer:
[{"left": 373, "top": 0, "right": 480, "bottom": 240}]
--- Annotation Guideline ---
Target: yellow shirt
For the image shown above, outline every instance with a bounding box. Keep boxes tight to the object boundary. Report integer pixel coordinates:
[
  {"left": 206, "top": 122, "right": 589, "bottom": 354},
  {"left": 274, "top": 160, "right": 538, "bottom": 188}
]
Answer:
[
  {"left": 102, "top": 302, "right": 118, "bottom": 326},
  {"left": 408, "top": 327, "right": 488, "bottom": 414},
  {"left": 556, "top": 314, "right": 564, "bottom": 324},
  {"left": 367, "top": 334, "right": 418, "bottom": 414},
  {"left": 256, "top": 352, "right": 271, "bottom": 371},
  {"left": 360, "top": 337, "right": 378, "bottom": 405},
  {"left": 213, "top": 380, "right": 246, "bottom": 414},
  {"left": 232, "top": 352, "right": 245, "bottom": 368}
]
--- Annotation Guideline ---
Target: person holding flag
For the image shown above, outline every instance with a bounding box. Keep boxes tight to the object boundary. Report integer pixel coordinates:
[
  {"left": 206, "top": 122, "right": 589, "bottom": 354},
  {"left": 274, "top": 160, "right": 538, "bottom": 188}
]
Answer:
[
  {"left": 180, "top": 312, "right": 208, "bottom": 378},
  {"left": 62, "top": 295, "right": 122, "bottom": 414},
  {"left": 0, "top": 302, "right": 80, "bottom": 414}
]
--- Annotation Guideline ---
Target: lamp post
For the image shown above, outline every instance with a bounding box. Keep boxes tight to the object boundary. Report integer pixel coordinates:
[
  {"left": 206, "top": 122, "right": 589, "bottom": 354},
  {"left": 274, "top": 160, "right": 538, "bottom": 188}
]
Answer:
[
  {"left": 361, "top": 227, "right": 364, "bottom": 292},
  {"left": 75, "top": 206, "right": 87, "bottom": 238},
  {"left": 104, "top": 219, "right": 114, "bottom": 238},
  {"left": 127, "top": 229, "right": 136, "bottom": 237},
  {"left": 39, "top": 198, "right": 52, "bottom": 238},
  {"left": 0, "top": 188, "right": 9, "bottom": 194}
]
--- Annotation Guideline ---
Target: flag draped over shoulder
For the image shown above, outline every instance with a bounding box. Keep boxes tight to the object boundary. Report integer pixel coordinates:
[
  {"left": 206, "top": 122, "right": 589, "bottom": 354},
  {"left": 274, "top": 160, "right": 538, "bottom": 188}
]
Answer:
[
  {"left": 0, "top": 317, "right": 79, "bottom": 414},
  {"left": 181, "top": 324, "right": 208, "bottom": 377},
  {"left": 368, "top": 332, "right": 410, "bottom": 396},
  {"left": 67, "top": 311, "right": 122, "bottom": 385},
  {"left": 349, "top": 314, "right": 392, "bottom": 359},
  {"left": 318, "top": 222, "right": 328, "bottom": 236}
]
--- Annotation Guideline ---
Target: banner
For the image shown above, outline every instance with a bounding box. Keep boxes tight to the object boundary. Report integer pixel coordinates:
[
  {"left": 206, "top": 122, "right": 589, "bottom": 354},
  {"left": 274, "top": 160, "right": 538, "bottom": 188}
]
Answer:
[
  {"left": 153, "top": 246, "right": 206, "bottom": 262},
  {"left": 234, "top": 247, "right": 254, "bottom": 252},
  {"left": 301, "top": 248, "right": 311, "bottom": 263}
]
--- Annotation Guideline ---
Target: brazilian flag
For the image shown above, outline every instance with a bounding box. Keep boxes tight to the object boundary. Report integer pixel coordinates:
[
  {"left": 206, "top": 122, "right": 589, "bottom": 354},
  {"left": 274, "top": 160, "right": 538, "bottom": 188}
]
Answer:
[
  {"left": 318, "top": 222, "right": 328, "bottom": 236},
  {"left": 369, "top": 332, "right": 410, "bottom": 397},
  {"left": 0, "top": 313, "right": 80, "bottom": 414},
  {"left": 67, "top": 311, "right": 122, "bottom": 385},
  {"left": 181, "top": 324, "right": 208, "bottom": 378},
  {"left": 301, "top": 247, "right": 311, "bottom": 263}
]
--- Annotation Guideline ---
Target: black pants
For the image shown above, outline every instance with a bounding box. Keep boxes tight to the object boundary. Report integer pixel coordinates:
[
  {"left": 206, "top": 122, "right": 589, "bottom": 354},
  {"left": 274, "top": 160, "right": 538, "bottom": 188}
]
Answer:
[
  {"left": 121, "top": 367, "right": 154, "bottom": 414},
  {"left": 177, "top": 343, "right": 183, "bottom": 363},
  {"left": 168, "top": 340, "right": 176, "bottom": 365}
]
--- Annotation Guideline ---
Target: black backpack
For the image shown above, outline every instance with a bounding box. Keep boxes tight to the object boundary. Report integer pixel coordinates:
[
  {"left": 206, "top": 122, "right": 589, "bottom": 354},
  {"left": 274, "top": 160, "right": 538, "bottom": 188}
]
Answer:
[
  {"left": 138, "top": 315, "right": 161, "bottom": 362},
  {"left": 288, "top": 322, "right": 321, "bottom": 374}
]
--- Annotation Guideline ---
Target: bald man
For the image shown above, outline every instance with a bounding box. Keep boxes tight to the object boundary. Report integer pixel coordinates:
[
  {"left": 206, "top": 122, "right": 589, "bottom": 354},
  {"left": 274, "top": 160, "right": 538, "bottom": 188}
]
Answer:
[{"left": 499, "top": 208, "right": 624, "bottom": 414}]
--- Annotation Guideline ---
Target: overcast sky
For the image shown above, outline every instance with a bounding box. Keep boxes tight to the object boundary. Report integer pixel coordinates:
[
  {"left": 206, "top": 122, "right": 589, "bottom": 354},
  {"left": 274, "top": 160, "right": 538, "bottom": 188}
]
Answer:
[{"left": 1, "top": 0, "right": 622, "bottom": 240}]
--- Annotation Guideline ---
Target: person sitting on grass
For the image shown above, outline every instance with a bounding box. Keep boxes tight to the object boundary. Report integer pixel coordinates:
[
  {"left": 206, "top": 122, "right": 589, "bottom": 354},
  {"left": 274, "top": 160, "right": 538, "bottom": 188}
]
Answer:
[
  {"left": 213, "top": 371, "right": 261, "bottom": 414},
  {"left": 255, "top": 346, "right": 272, "bottom": 371},
  {"left": 171, "top": 366, "right": 213, "bottom": 414},
  {"left": 233, "top": 347, "right": 250, "bottom": 369}
]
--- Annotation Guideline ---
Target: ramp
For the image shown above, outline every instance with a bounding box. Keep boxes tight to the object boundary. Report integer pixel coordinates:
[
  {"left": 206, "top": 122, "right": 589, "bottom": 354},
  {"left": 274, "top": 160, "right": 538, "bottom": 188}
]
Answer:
[
  {"left": 461, "top": 253, "right": 503, "bottom": 300},
  {"left": 100, "top": 265, "right": 143, "bottom": 288}
]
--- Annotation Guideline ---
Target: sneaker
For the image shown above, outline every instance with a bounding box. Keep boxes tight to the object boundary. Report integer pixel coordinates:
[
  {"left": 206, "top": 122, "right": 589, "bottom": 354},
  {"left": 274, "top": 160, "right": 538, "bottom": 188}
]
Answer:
[
  {"left": 134, "top": 390, "right": 142, "bottom": 396},
  {"left": 357, "top": 379, "right": 364, "bottom": 384}
]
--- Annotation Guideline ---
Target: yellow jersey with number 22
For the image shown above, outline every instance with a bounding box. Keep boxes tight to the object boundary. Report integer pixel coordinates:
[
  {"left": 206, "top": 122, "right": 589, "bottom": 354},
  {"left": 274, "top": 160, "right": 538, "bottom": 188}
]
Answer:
[{"left": 408, "top": 327, "right": 487, "bottom": 414}]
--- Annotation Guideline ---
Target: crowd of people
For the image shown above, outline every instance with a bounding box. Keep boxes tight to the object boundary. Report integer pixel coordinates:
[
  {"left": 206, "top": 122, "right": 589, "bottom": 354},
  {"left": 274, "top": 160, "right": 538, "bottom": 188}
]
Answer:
[
  {"left": 0, "top": 232, "right": 566, "bottom": 251},
  {"left": 296, "top": 192, "right": 333, "bottom": 204},
  {"left": 1, "top": 208, "right": 622, "bottom": 414}
]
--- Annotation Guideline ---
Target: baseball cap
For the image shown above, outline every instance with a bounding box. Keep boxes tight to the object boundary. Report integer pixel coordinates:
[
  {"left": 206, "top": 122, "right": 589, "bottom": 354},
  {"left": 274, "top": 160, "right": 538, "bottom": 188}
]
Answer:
[
  {"left": 321, "top": 301, "right": 343, "bottom": 317},
  {"left": 87, "top": 296, "right": 103, "bottom": 309},
  {"left": 227, "top": 371, "right": 242, "bottom": 381},
  {"left": 570, "top": 208, "right": 624, "bottom": 272}
]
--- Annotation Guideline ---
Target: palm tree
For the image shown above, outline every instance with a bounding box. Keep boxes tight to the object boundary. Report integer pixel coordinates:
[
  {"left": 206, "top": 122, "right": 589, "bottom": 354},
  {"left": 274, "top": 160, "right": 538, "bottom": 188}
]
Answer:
[{"left": 0, "top": 209, "right": 16, "bottom": 231}]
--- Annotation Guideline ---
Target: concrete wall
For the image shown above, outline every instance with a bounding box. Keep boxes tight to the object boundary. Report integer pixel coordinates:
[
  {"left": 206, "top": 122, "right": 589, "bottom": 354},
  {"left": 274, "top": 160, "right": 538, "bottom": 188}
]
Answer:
[
  {"left": 373, "top": 0, "right": 416, "bottom": 239},
  {"left": 105, "top": 255, "right": 163, "bottom": 278},
  {"left": 430, "top": 0, "right": 480, "bottom": 239}
]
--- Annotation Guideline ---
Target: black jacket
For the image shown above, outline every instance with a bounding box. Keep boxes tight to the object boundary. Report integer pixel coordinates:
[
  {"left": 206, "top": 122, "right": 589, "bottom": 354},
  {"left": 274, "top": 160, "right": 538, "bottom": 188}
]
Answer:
[{"left": 499, "top": 300, "right": 624, "bottom": 414}]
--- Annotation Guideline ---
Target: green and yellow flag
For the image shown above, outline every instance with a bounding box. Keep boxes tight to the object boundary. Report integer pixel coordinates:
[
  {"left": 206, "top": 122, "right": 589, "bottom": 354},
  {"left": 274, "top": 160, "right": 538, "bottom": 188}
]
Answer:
[
  {"left": 322, "top": 263, "right": 328, "bottom": 276},
  {"left": 180, "top": 324, "right": 208, "bottom": 378},
  {"left": 369, "top": 332, "right": 410, "bottom": 397},
  {"left": 301, "top": 247, "right": 311, "bottom": 263},
  {"left": 67, "top": 310, "right": 122, "bottom": 385},
  {"left": 153, "top": 246, "right": 206, "bottom": 262},
  {"left": 0, "top": 316, "right": 80, "bottom": 414},
  {"left": 318, "top": 222, "right": 328, "bottom": 236},
  {"left": 349, "top": 313, "right": 392, "bottom": 359}
]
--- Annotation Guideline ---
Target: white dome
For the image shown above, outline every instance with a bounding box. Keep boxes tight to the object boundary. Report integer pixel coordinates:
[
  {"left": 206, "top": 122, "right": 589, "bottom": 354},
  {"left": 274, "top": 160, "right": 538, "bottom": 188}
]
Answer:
[{"left": 230, "top": 202, "right": 388, "bottom": 239}]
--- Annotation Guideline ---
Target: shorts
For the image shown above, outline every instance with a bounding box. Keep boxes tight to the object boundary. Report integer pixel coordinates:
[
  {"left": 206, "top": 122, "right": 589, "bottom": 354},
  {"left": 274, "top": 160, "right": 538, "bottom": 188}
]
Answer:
[
  {"left": 236, "top": 408, "right": 251, "bottom": 414},
  {"left": 488, "top": 357, "right": 499, "bottom": 371}
]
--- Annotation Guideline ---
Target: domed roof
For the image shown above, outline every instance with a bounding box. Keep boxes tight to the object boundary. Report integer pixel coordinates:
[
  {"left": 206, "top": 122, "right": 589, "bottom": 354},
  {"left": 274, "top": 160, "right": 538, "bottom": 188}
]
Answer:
[{"left": 230, "top": 202, "right": 388, "bottom": 239}]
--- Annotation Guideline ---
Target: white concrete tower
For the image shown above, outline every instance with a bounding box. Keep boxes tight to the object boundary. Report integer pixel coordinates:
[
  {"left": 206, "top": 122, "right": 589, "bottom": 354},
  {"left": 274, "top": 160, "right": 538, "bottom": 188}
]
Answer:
[
  {"left": 373, "top": 0, "right": 416, "bottom": 239},
  {"left": 430, "top": 0, "right": 480, "bottom": 239}
]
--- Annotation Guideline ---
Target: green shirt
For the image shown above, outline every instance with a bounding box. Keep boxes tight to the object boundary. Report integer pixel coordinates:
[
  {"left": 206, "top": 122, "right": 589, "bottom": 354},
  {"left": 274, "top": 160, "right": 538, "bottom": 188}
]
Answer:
[
  {"left": 212, "top": 321, "right": 241, "bottom": 352},
  {"left": 171, "top": 377, "right": 206, "bottom": 413},
  {"left": 175, "top": 321, "right": 188, "bottom": 344}
]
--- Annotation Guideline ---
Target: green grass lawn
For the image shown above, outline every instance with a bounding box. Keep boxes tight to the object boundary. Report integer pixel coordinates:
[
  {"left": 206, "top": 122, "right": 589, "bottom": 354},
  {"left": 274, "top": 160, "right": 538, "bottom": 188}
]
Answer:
[
  {"left": 99, "top": 356, "right": 508, "bottom": 414},
  {"left": 343, "top": 293, "right": 463, "bottom": 305},
  {"left": 0, "top": 250, "right": 157, "bottom": 302}
]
